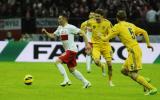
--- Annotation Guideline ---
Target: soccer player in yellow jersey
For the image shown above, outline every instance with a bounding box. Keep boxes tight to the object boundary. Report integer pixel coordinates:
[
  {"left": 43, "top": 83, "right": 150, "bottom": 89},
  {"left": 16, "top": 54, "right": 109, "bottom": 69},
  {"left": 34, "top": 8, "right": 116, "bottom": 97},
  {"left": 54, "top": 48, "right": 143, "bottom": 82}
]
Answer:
[
  {"left": 101, "top": 10, "right": 157, "bottom": 95},
  {"left": 90, "top": 9, "right": 115, "bottom": 86},
  {"left": 80, "top": 11, "right": 95, "bottom": 73}
]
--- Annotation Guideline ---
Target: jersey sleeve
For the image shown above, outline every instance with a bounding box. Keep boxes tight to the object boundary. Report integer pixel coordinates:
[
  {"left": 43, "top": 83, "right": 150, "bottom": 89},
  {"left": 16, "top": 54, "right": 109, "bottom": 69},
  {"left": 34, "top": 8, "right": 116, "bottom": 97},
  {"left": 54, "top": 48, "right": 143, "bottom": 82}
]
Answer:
[
  {"left": 134, "top": 25, "right": 150, "bottom": 46},
  {"left": 134, "top": 25, "right": 147, "bottom": 36},
  {"left": 70, "top": 25, "right": 81, "bottom": 34},
  {"left": 107, "top": 22, "right": 113, "bottom": 34},
  {"left": 106, "top": 25, "right": 119, "bottom": 40},
  {"left": 80, "top": 21, "right": 87, "bottom": 31}
]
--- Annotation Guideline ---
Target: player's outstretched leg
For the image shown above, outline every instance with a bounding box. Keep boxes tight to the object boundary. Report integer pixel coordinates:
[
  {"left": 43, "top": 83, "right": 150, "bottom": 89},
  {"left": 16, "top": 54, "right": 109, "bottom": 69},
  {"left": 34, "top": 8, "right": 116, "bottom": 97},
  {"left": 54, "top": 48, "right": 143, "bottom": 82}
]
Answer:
[
  {"left": 107, "top": 61, "right": 115, "bottom": 87},
  {"left": 121, "top": 68, "right": 157, "bottom": 95},
  {"left": 86, "top": 55, "right": 92, "bottom": 73},
  {"left": 55, "top": 59, "right": 71, "bottom": 87},
  {"left": 128, "top": 71, "right": 157, "bottom": 95},
  {"left": 69, "top": 67, "right": 91, "bottom": 88}
]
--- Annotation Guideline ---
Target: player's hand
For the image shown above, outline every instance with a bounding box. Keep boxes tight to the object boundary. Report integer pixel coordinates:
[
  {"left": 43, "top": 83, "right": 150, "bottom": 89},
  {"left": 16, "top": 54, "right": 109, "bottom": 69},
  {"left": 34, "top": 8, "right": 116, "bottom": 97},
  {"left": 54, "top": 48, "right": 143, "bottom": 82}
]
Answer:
[
  {"left": 85, "top": 47, "right": 91, "bottom": 54},
  {"left": 147, "top": 45, "right": 154, "bottom": 52},
  {"left": 85, "top": 43, "right": 91, "bottom": 53},
  {"left": 42, "top": 28, "right": 47, "bottom": 33},
  {"left": 86, "top": 43, "right": 91, "bottom": 50}
]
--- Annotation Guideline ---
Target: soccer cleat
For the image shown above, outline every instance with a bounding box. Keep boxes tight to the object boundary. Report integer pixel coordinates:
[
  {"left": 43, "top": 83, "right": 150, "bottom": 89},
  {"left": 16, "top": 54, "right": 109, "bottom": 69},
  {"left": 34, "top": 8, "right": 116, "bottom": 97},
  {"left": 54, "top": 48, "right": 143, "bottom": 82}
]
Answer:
[
  {"left": 87, "top": 71, "right": 91, "bottom": 73},
  {"left": 87, "top": 70, "right": 91, "bottom": 73},
  {"left": 144, "top": 88, "right": 157, "bottom": 95},
  {"left": 60, "top": 81, "right": 72, "bottom": 87},
  {"left": 83, "top": 81, "right": 91, "bottom": 88},
  {"left": 101, "top": 64, "right": 106, "bottom": 76},
  {"left": 109, "top": 81, "right": 115, "bottom": 87}
]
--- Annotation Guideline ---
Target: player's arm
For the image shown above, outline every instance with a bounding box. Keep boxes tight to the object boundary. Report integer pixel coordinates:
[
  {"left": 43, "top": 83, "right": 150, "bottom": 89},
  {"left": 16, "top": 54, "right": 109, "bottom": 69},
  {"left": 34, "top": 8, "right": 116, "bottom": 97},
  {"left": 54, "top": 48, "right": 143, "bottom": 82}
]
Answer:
[
  {"left": 72, "top": 25, "right": 90, "bottom": 48},
  {"left": 134, "top": 26, "right": 154, "bottom": 51},
  {"left": 101, "top": 25, "right": 119, "bottom": 42},
  {"left": 42, "top": 28, "right": 55, "bottom": 38},
  {"left": 80, "top": 22, "right": 86, "bottom": 31},
  {"left": 79, "top": 30, "right": 91, "bottom": 51}
]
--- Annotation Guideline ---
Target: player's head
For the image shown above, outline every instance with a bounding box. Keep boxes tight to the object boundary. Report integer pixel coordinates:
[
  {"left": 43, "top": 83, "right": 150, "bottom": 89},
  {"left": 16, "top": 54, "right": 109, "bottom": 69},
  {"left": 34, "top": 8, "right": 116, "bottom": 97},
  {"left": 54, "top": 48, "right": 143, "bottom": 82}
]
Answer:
[
  {"left": 94, "top": 8, "right": 105, "bottom": 23},
  {"left": 116, "top": 10, "right": 127, "bottom": 22},
  {"left": 89, "top": 11, "right": 95, "bottom": 19},
  {"left": 58, "top": 12, "right": 69, "bottom": 25}
]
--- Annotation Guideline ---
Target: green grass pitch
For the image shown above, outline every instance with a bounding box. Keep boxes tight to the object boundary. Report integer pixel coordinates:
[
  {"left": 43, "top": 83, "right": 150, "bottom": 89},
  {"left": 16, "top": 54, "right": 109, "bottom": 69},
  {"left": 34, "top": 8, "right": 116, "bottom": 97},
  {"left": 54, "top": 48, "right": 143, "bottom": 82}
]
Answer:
[{"left": 0, "top": 62, "right": 159, "bottom": 100}]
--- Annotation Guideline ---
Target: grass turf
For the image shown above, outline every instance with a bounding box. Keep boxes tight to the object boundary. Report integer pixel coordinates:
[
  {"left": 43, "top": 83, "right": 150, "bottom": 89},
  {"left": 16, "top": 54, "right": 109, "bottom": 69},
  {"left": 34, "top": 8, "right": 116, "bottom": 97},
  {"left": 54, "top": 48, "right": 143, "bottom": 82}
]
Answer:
[{"left": 0, "top": 62, "right": 159, "bottom": 100}]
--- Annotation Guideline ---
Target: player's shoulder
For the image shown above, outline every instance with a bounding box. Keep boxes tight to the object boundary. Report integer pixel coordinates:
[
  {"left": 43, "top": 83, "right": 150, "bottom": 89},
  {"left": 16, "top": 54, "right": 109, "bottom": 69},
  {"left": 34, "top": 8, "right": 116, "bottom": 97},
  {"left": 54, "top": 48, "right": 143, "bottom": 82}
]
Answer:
[
  {"left": 81, "top": 20, "right": 88, "bottom": 25},
  {"left": 126, "top": 21, "right": 135, "bottom": 26},
  {"left": 103, "top": 19, "right": 112, "bottom": 25},
  {"left": 113, "top": 23, "right": 119, "bottom": 29},
  {"left": 57, "top": 25, "right": 62, "bottom": 30},
  {"left": 87, "top": 19, "right": 95, "bottom": 25},
  {"left": 82, "top": 19, "right": 94, "bottom": 23},
  {"left": 103, "top": 19, "right": 111, "bottom": 23},
  {"left": 66, "top": 24, "right": 77, "bottom": 28},
  {"left": 89, "top": 18, "right": 95, "bottom": 22},
  {"left": 113, "top": 22, "right": 124, "bottom": 30}
]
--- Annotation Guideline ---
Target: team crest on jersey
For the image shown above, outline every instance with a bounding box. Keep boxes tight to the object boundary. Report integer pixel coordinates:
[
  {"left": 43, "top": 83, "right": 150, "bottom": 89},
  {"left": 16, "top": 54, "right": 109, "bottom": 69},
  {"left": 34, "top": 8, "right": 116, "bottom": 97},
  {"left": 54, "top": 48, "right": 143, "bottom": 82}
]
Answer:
[
  {"left": 102, "top": 26, "right": 105, "bottom": 30},
  {"left": 60, "top": 31, "right": 68, "bottom": 40},
  {"left": 60, "top": 34, "right": 68, "bottom": 40},
  {"left": 93, "top": 26, "right": 96, "bottom": 29}
]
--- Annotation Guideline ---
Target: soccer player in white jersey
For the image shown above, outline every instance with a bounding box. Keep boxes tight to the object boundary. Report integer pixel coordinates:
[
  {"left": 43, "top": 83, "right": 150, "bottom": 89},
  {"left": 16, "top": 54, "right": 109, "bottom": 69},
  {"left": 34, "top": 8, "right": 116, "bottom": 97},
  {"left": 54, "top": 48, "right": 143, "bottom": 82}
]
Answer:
[{"left": 42, "top": 13, "right": 91, "bottom": 88}]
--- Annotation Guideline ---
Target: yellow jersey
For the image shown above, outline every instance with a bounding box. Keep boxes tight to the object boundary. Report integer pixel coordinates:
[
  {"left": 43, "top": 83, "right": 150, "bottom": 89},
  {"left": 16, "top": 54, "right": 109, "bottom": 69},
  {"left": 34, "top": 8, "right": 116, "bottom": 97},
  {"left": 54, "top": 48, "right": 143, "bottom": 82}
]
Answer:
[
  {"left": 80, "top": 18, "right": 95, "bottom": 42},
  {"left": 106, "top": 21, "right": 150, "bottom": 49},
  {"left": 90, "top": 19, "right": 113, "bottom": 43},
  {"left": 80, "top": 18, "right": 95, "bottom": 31}
]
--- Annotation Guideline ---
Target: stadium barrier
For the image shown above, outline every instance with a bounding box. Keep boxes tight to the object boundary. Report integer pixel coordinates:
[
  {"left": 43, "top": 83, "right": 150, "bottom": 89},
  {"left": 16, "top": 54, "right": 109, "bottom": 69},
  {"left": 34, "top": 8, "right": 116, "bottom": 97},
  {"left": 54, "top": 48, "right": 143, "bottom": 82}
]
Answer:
[{"left": 0, "top": 41, "right": 160, "bottom": 63}]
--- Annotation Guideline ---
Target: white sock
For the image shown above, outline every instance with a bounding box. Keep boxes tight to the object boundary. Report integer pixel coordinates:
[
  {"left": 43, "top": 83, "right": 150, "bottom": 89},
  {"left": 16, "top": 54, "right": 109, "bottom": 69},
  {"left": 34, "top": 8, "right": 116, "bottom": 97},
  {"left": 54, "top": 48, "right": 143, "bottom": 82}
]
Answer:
[
  {"left": 71, "top": 69, "right": 88, "bottom": 84},
  {"left": 86, "top": 55, "right": 91, "bottom": 72},
  {"left": 56, "top": 63, "right": 69, "bottom": 82}
]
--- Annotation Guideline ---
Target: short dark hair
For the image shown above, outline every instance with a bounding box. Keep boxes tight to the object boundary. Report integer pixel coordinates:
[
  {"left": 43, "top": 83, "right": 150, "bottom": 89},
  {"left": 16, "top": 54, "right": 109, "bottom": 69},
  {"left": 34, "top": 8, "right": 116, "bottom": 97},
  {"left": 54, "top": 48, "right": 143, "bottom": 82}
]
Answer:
[
  {"left": 116, "top": 10, "right": 127, "bottom": 21},
  {"left": 95, "top": 8, "right": 105, "bottom": 17},
  {"left": 59, "top": 12, "right": 69, "bottom": 20}
]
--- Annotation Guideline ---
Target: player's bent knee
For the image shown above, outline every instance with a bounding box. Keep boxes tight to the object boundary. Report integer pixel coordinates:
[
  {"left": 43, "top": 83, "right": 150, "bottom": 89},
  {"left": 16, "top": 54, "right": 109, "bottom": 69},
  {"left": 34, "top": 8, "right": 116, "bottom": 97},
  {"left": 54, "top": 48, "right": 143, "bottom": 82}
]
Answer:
[
  {"left": 128, "top": 71, "right": 138, "bottom": 80},
  {"left": 106, "top": 61, "right": 112, "bottom": 66},
  {"left": 94, "top": 59, "right": 100, "bottom": 65},
  {"left": 121, "top": 68, "right": 128, "bottom": 76}
]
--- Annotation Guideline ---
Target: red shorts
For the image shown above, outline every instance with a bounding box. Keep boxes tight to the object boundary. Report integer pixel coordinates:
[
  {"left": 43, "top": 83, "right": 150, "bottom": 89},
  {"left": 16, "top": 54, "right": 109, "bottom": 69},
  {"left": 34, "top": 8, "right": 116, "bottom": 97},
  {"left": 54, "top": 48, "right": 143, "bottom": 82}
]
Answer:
[{"left": 59, "top": 50, "right": 77, "bottom": 68}]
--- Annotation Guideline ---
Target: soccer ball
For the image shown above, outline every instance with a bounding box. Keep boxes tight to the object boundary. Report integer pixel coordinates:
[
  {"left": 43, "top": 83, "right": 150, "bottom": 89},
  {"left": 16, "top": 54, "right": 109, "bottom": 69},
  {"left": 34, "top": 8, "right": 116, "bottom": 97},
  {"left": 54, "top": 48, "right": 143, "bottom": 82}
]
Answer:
[{"left": 24, "top": 74, "right": 33, "bottom": 85}]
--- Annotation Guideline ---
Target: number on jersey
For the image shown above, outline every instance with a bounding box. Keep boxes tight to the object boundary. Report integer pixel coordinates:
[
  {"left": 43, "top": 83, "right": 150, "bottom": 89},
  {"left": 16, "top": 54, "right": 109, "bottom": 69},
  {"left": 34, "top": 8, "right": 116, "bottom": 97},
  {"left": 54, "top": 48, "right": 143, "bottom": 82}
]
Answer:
[{"left": 128, "top": 28, "right": 136, "bottom": 39}]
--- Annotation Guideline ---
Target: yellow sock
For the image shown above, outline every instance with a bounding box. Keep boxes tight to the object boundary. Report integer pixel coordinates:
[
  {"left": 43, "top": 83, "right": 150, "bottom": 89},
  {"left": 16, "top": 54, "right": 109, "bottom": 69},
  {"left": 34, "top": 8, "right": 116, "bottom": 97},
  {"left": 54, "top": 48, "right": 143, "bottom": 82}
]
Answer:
[{"left": 136, "top": 75, "right": 155, "bottom": 90}]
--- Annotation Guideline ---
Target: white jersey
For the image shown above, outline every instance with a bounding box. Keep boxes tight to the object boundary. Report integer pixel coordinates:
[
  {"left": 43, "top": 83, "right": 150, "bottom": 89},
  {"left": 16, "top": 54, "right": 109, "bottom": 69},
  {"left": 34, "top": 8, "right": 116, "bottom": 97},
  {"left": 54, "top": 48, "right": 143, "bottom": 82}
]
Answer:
[{"left": 54, "top": 24, "right": 80, "bottom": 52}]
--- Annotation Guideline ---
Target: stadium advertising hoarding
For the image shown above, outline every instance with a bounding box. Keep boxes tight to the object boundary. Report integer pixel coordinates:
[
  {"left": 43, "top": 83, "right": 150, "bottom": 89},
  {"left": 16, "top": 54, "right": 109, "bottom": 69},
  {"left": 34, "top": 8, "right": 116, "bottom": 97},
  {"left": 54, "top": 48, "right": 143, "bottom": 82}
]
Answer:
[
  {"left": 36, "top": 18, "right": 58, "bottom": 28},
  {"left": 0, "top": 18, "right": 21, "bottom": 30},
  {"left": 36, "top": 18, "right": 58, "bottom": 35},
  {"left": 0, "top": 18, "right": 21, "bottom": 40},
  {"left": 0, "top": 41, "right": 160, "bottom": 63}
]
